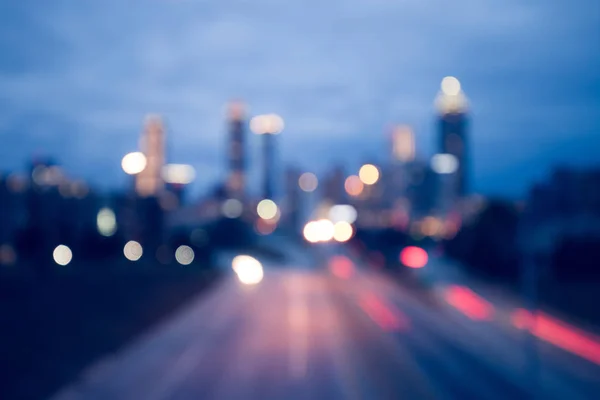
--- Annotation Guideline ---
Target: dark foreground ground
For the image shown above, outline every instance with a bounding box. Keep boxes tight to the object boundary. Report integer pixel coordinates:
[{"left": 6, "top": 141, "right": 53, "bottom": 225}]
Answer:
[{"left": 0, "top": 265, "right": 221, "bottom": 400}]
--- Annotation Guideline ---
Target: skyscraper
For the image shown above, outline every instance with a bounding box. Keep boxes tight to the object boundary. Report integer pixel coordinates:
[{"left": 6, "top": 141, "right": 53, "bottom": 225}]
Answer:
[
  {"left": 226, "top": 101, "right": 246, "bottom": 202},
  {"left": 136, "top": 115, "right": 165, "bottom": 197},
  {"left": 284, "top": 167, "right": 302, "bottom": 231},
  {"left": 322, "top": 165, "right": 346, "bottom": 204},
  {"left": 435, "top": 76, "right": 469, "bottom": 197},
  {"left": 391, "top": 125, "right": 415, "bottom": 163}
]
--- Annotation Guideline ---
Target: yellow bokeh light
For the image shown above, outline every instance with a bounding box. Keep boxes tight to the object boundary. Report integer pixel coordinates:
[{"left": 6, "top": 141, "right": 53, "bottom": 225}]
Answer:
[
  {"left": 257, "top": 199, "right": 278, "bottom": 220},
  {"left": 121, "top": 152, "right": 147, "bottom": 175},
  {"left": 359, "top": 164, "right": 380, "bottom": 185},
  {"left": 333, "top": 221, "right": 353, "bottom": 242},
  {"left": 53, "top": 245, "right": 72, "bottom": 266},
  {"left": 298, "top": 172, "right": 318, "bottom": 192},
  {"left": 345, "top": 175, "right": 364, "bottom": 197},
  {"left": 123, "top": 240, "right": 143, "bottom": 261}
]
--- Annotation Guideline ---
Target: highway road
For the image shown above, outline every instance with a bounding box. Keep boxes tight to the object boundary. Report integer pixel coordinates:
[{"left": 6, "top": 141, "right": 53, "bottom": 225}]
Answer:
[{"left": 52, "top": 256, "right": 600, "bottom": 399}]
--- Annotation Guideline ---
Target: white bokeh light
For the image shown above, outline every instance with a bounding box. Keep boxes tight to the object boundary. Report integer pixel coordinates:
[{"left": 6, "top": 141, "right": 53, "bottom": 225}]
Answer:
[
  {"left": 329, "top": 205, "right": 358, "bottom": 224},
  {"left": 257, "top": 199, "right": 278, "bottom": 220},
  {"left": 250, "top": 114, "right": 284, "bottom": 135},
  {"left": 431, "top": 153, "right": 459, "bottom": 174},
  {"left": 121, "top": 152, "right": 147, "bottom": 175},
  {"left": 316, "top": 219, "right": 335, "bottom": 242},
  {"left": 124, "top": 240, "right": 143, "bottom": 261},
  {"left": 162, "top": 164, "right": 196, "bottom": 184},
  {"left": 298, "top": 172, "right": 318, "bottom": 192},
  {"left": 222, "top": 198, "right": 243, "bottom": 218},
  {"left": 175, "top": 245, "right": 195, "bottom": 265},
  {"left": 441, "top": 76, "right": 461, "bottom": 96},
  {"left": 232, "top": 255, "right": 264, "bottom": 285},
  {"left": 97, "top": 208, "right": 117, "bottom": 237},
  {"left": 53, "top": 245, "right": 72, "bottom": 266}
]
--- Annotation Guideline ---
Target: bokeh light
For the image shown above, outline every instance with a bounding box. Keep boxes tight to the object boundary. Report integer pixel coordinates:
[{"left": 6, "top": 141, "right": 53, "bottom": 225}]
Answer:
[
  {"left": 255, "top": 219, "right": 277, "bottom": 235},
  {"left": 232, "top": 255, "right": 264, "bottom": 285},
  {"left": 431, "top": 153, "right": 459, "bottom": 174},
  {"left": 96, "top": 208, "right": 117, "bottom": 237},
  {"left": 329, "top": 204, "right": 357, "bottom": 224},
  {"left": 333, "top": 221, "right": 354, "bottom": 242},
  {"left": 71, "top": 181, "right": 89, "bottom": 199},
  {"left": 400, "top": 246, "right": 428, "bottom": 268},
  {"left": 222, "top": 198, "right": 243, "bottom": 218},
  {"left": 53, "top": 245, "right": 72, "bottom": 266},
  {"left": 441, "top": 76, "right": 461, "bottom": 96},
  {"left": 359, "top": 164, "right": 380, "bottom": 185},
  {"left": 421, "top": 216, "right": 442, "bottom": 237},
  {"left": 175, "top": 245, "right": 195, "bottom": 265},
  {"left": 345, "top": 175, "right": 364, "bottom": 197},
  {"left": 303, "top": 221, "right": 320, "bottom": 243},
  {"left": 121, "top": 152, "right": 147, "bottom": 175},
  {"left": 329, "top": 255, "right": 354, "bottom": 279},
  {"left": 162, "top": 164, "right": 195, "bottom": 184},
  {"left": 0, "top": 244, "right": 16, "bottom": 265},
  {"left": 123, "top": 240, "right": 143, "bottom": 261},
  {"left": 316, "top": 219, "right": 335, "bottom": 242},
  {"left": 250, "top": 114, "right": 284, "bottom": 135},
  {"left": 298, "top": 172, "right": 318, "bottom": 192},
  {"left": 257, "top": 199, "right": 278, "bottom": 220}
]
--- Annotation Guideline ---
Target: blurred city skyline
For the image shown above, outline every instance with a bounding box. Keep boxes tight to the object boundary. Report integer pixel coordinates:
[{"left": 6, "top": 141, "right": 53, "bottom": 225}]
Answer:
[{"left": 0, "top": 0, "right": 598, "bottom": 199}]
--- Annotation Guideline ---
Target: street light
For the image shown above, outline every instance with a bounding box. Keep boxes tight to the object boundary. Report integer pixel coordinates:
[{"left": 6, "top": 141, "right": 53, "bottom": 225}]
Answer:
[{"left": 250, "top": 114, "right": 284, "bottom": 199}]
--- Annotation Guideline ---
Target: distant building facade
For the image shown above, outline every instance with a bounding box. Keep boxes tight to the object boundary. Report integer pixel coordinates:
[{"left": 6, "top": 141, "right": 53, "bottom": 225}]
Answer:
[
  {"left": 136, "top": 115, "right": 166, "bottom": 197},
  {"left": 226, "top": 101, "right": 247, "bottom": 202}
]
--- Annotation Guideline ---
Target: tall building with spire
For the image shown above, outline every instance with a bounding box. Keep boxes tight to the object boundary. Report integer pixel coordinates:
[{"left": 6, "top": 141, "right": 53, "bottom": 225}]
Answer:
[
  {"left": 226, "top": 101, "right": 246, "bottom": 202},
  {"left": 391, "top": 125, "right": 415, "bottom": 164},
  {"left": 435, "top": 76, "right": 469, "bottom": 197},
  {"left": 136, "top": 115, "right": 165, "bottom": 197}
]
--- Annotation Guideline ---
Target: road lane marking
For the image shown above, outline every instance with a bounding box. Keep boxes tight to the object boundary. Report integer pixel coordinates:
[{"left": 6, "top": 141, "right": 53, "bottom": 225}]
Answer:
[
  {"left": 443, "top": 285, "right": 495, "bottom": 320},
  {"left": 288, "top": 274, "right": 308, "bottom": 378},
  {"left": 512, "top": 309, "right": 600, "bottom": 366},
  {"left": 358, "top": 292, "right": 409, "bottom": 332}
]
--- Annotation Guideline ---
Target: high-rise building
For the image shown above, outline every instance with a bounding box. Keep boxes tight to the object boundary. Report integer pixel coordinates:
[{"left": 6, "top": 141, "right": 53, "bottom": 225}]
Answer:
[
  {"left": 322, "top": 165, "right": 346, "bottom": 204},
  {"left": 391, "top": 125, "right": 415, "bottom": 163},
  {"left": 136, "top": 115, "right": 165, "bottom": 197},
  {"left": 284, "top": 167, "right": 302, "bottom": 231},
  {"left": 435, "top": 77, "right": 469, "bottom": 197},
  {"left": 226, "top": 101, "right": 247, "bottom": 202}
]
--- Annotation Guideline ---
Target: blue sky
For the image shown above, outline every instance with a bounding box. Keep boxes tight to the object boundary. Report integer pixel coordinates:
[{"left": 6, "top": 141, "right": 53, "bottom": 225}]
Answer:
[{"left": 0, "top": 0, "right": 598, "bottom": 199}]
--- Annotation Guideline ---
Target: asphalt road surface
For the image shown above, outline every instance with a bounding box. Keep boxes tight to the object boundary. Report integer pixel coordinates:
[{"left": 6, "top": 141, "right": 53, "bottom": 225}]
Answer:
[{"left": 52, "top": 259, "right": 600, "bottom": 399}]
